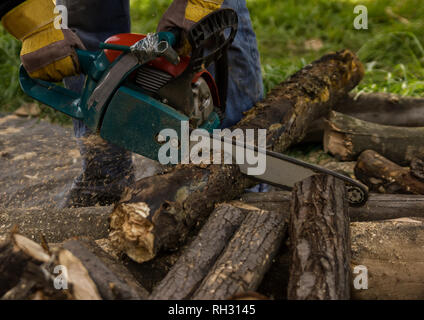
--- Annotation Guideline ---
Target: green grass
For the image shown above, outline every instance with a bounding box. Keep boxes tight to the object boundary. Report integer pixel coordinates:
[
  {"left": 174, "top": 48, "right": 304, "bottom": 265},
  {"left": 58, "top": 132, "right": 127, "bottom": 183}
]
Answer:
[{"left": 1, "top": 0, "right": 424, "bottom": 123}]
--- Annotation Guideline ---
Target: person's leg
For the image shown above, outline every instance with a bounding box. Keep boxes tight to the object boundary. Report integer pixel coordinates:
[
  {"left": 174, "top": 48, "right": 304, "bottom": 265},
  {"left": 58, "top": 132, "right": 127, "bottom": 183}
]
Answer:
[
  {"left": 219, "top": 0, "right": 268, "bottom": 192},
  {"left": 58, "top": 0, "right": 134, "bottom": 207},
  {"left": 220, "top": 0, "right": 264, "bottom": 129}
]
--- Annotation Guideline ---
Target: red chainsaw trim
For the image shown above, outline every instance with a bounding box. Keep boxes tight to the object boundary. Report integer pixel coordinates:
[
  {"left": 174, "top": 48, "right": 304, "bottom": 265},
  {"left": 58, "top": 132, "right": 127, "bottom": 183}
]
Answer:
[{"left": 104, "top": 33, "right": 221, "bottom": 107}]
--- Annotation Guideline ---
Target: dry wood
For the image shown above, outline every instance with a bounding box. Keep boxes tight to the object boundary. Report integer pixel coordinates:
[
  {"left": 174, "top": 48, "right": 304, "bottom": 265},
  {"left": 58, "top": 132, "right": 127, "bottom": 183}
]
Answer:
[
  {"left": 242, "top": 191, "right": 424, "bottom": 222},
  {"left": 307, "top": 92, "right": 424, "bottom": 142},
  {"left": 241, "top": 191, "right": 424, "bottom": 222},
  {"left": 62, "top": 238, "right": 149, "bottom": 300},
  {"left": 348, "top": 194, "right": 424, "bottom": 221},
  {"left": 57, "top": 249, "right": 102, "bottom": 300},
  {"left": 191, "top": 206, "right": 287, "bottom": 300},
  {"left": 0, "top": 234, "right": 124, "bottom": 300},
  {"left": 355, "top": 150, "right": 424, "bottom": 194},
  {"left": 410, "top": 157, "right": 424, "bottom": 181},
  {"left": 288, "top": 174, "right": 351, "bottom": 300},
  {"left": 305, "top": 92, "right": 424, "bottom": 143},
  {"left": 0, "top": 233, "right": 52, "bottom": 299},
  {"left": 150, "top": 202, "right": 248, "bottom": 300},
  {"left": 336, "top": 92, "right": 424, "bottom": 127},
  {"left": 324, "top": 111, "right": 424, "bottom": 165},
  {"left": 351, "top": 219, "right": 424, "bottom": 300},
  {"left": 109, "top": 50, "right": 364, "bottom": 263}
]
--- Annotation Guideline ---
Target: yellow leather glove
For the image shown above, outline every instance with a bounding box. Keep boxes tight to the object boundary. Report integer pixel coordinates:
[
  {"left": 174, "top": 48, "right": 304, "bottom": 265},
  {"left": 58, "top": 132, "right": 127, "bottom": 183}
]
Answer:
[
  {"left": 157, "top": 0, "right": 224, "bottom": 55},
  {"left": 2, "top": 0, "right": 85, "bottom": 82}
]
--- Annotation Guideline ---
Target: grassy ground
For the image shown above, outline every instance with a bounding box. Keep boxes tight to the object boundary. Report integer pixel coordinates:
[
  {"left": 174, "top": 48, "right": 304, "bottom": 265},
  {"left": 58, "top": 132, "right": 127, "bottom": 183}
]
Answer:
[{"left": 1, "top": 0, "right": 424, "bottom": 123}]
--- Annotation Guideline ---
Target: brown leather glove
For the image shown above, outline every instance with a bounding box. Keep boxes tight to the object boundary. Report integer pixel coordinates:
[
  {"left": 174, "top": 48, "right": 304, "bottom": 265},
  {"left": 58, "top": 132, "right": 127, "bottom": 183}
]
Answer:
[{"left": 2, "top": 0, "right": 85, "bottom": 82}]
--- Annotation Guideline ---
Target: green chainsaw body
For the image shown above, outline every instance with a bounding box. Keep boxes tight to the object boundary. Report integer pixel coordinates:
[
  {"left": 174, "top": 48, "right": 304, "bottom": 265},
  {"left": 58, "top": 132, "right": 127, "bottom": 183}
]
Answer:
[{"left": 19, "top": 31, "right": 221, "bottom": 161}]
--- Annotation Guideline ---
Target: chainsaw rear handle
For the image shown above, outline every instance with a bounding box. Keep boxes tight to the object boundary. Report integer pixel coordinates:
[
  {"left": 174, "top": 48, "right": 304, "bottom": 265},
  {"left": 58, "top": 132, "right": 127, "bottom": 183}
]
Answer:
[{"left": 187, "top": 8, "right": 238, "bottom": 72}]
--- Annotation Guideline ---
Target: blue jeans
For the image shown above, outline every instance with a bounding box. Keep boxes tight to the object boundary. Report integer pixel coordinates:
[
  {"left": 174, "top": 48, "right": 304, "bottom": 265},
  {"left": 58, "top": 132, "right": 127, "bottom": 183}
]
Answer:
[{"left": 66, "top": 0, "right": 265, "bottom": 198}]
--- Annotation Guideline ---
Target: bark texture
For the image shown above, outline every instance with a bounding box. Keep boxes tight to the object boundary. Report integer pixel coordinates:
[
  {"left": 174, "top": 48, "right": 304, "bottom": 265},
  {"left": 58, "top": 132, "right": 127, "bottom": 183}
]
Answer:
[
  {"left": 349, "top": 194, "right": 424, "bottom": 221},
  {"left": 306, "top": 92, "right": 424, "bottom": 142},
  {"left": 192, "top": 206, "right": 287, "bottom": 300},
  {"left": 242, "top": 191, "right": 424, "bottom": 222},
  {"left": 288, "top": 175, "right": 351, "bottom": 300},
  {"left": 324, "top": 111, "right": 424, "bottom": 165},
  {"left": 109, "top": 50, "right": 364, "bottom": 263},
  {"left": 62, "top": 239, "right": 149, "bottom": 300},
  {"left": 150, "top": 202, "right": 248, "bottom": 300},
  {"left": 336, "top": 92, "right": 424, "bottom": 127},
  {"left": 355, "top": 150, "right": 424, "bottom": 195}
]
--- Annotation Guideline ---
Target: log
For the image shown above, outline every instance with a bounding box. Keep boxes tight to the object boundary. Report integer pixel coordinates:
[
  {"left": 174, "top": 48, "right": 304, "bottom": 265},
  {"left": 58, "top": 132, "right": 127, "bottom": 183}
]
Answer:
[
  {"left": 0, "top": 206, "right": 111, "bottom": 243},
  {"left": 243, "top": 191, "right": 424, "bottom": 222},
  {"left": 110, "top": 50, "right": 364, "bottom": 263},
  {"left": 150, "top": 202, "right": 248, "bottom": 300},
  {"left": 0, "top": 233, "right": 53, "bottom": 298},
  {"left": 288, "top": 174, "right": 351, "bottom": 300},
  {"left": 355, "top": 150, "right": 424, "bottom": 194},
  {"left": 324, "top": 111, "right": 424, "bottom": 165},
  {"left": 0, "top": 234, "right": 103, "bottom": 300},
  {"left": 336, "top": 92, "right": 424, "bottom": 127},
  {"left": 305, "top": 92, "right": 424, "bottom": 143},
  {"left": 89, "top": 238, "right": 185, "bottom": 294},
  {"left": 0, "top": 234, "right": 141, "bottom": 300},
  {"left": 410, "top": 157, "right": 424, "bottom": 181},
  {"left": 191, "top": 206, "right": 287, "bottom": 300},
  {"left": 256, "top": 219, "right": 424, "bottom": 300},
  {"left": 351, "top": 219, "right": 424, "bottom": 300},
  {"left": 62, "top": 238, "right": 149, "bottom": 300},
  {"left": 349, "top": 194, "right": 424, "bottom": 221}
]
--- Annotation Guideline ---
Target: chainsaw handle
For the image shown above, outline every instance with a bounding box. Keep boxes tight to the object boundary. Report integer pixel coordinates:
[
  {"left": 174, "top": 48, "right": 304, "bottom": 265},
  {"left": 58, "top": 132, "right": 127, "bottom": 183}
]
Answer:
[
  {"left": 19, "top": 65, "right": 84, "bottom": 120},
  {"left": 187, "top": 8, "right": 238, "bottom": 72}
]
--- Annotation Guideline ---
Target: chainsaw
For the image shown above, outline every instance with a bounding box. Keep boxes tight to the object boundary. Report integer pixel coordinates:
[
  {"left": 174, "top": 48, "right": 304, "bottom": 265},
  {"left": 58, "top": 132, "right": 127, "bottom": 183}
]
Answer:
[{"left": 18, "top": 9, "right": 368, "bottom": 206}]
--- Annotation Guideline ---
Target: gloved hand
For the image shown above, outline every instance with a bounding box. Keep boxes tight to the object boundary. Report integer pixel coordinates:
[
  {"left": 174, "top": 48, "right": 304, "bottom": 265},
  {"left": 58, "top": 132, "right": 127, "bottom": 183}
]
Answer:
[
  {"left": 157, "top": 0, "right": 224, "bottom": 55},
  {"left": 1, "top": 0, "right": 85, "bottom": 82}
]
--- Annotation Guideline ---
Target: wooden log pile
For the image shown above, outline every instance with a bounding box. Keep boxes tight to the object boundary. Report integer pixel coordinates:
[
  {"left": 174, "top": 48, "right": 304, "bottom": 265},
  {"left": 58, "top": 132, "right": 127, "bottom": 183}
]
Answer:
[{"left": 3, "top": 48, "right": 424, "bottom": 301}]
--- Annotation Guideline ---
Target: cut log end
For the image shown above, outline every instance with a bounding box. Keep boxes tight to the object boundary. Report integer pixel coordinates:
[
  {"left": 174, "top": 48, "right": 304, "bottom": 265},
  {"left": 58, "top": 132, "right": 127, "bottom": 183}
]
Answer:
[{"left": 109, "top": 202, "right": 156, "bottom": 264}]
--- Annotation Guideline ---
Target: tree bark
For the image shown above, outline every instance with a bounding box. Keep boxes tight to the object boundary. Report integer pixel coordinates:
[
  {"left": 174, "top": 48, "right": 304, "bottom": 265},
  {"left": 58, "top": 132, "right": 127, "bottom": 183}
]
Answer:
[
  {"left": 242, "top": 191, "right": 424, "bottom": 222},
  {"left": 288, "top": 174, "right": 351, "bottom": 300},
  {"left": 355, "top": 150, "right": 424, "bottom": 194},
  {"left": 150, "top": 202, "right": 248, "bottom": 300},
  {"left": 410, "top": 157, "right": 424, "bottom": 181},
  {"left": 109, "top": 50, "right": 365, "bottom": 264},
  {"left": 305, "top": 92, "right": 424, "bottom": 143},
  {"left": 337, "top": 92, "right": 424, "bottom": 127},
  {"left": 191, "top": 206, "right": 287, "bottom": 300},
  {"left": 351, "top": 219, "right": 424, "bottom": 300},
  {"left": 349, "top": 194, "right": 424, "bottom": 221},
  {"left": 0, "top": 233, "right": 52, "bottom": 298},
  {"left": 62, "top": 238, "right": 149, "bottom": 300},
  {"left": 324, "top": 111, "right": 424, "bottom": 165}
]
